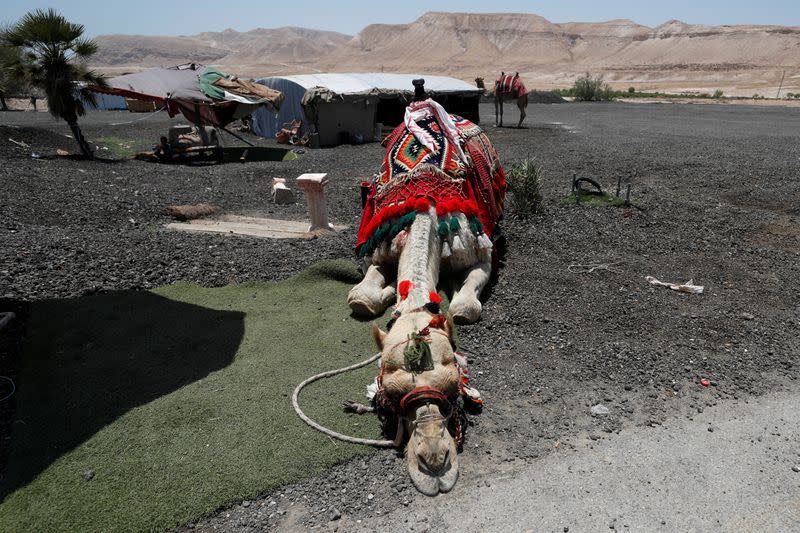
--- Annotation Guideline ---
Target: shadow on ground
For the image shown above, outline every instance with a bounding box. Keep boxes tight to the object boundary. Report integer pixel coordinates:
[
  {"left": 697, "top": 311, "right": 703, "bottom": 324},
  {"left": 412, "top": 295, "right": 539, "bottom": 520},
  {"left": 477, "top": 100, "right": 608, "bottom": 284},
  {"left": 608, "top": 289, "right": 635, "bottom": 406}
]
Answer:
[{"left": 0, "top": 290, "right": 244, "bottom": 499}]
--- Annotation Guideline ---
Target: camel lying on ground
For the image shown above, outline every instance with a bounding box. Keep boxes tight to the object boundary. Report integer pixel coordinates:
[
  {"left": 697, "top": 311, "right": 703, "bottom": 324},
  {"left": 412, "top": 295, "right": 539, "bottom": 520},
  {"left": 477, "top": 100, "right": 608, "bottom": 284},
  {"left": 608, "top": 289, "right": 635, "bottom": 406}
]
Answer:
[
  {"left": 494, "top": 71, "right": 528, "bottom": 128},
  {"left": 346, "top": 82, "right": 506, "bottom": 495}
]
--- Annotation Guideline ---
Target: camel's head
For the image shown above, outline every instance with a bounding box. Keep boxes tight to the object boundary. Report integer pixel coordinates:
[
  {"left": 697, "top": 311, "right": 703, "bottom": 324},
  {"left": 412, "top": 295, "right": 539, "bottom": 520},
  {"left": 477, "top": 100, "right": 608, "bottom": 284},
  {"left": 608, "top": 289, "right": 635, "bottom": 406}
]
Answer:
[
  {"left": 372, "top": 307, "right": 461, "bottom": 495},
  {"left": 403, "top": 399, "right": 459, "bottom": 496}
]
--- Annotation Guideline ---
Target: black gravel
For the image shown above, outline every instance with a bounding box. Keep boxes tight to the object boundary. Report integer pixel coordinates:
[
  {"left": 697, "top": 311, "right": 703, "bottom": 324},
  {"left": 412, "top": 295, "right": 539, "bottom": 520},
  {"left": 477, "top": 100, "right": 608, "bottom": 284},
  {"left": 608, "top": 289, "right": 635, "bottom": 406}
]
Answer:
[{"left": 2, "top": 102, "right": 799, "bottom": 531}]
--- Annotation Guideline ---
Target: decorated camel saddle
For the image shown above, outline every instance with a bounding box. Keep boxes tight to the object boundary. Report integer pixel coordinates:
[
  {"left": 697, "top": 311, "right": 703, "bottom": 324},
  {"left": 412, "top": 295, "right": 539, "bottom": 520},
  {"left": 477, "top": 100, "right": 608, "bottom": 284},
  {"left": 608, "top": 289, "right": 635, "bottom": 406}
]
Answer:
[{"left": 345, "top": 93, "right": 506, "bottom": 495}]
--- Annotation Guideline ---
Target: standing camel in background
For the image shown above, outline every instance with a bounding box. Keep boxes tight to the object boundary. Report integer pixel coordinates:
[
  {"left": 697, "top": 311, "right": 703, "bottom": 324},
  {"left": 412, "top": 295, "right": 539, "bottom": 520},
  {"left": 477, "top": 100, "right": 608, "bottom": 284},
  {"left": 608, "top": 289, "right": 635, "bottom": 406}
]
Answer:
[{"left": 494, "top": 72, "right": 528, "bottom": 128}]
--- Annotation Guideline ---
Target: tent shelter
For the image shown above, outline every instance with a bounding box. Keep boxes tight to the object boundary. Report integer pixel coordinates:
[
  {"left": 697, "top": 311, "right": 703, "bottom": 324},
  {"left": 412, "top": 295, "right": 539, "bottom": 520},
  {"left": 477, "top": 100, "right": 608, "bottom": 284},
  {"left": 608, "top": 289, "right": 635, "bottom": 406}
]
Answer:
[
  {"left": 84, "top": 92, "right": 127, "bottom": 110},
  {"left": 252, "top": 73, "right": 483, "bottom": 146},
  {"left": 92, "top": 66, "right": 283, "bottom": 128}
]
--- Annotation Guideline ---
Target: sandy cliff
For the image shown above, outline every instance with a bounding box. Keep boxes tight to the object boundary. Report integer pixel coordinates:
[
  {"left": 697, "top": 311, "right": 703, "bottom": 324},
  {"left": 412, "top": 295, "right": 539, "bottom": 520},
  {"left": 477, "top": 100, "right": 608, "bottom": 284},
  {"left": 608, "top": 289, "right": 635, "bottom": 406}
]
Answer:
[{"left": 91, "top": 12, "right": 800, "bottom": 95}]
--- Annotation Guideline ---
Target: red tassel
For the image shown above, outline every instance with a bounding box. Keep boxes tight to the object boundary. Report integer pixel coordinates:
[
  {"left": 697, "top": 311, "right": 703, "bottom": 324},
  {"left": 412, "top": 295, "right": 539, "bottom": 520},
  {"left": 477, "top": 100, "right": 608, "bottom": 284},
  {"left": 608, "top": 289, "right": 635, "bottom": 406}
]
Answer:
[
  {"left": 428, "top": 291, "right": 442, "bottom": 304},
  {"left": 429, "top": 314, "right": 445, "bottom": 329},
  {"left": 414, "top": 198, "right": 430, "bottom": 212},
  {"left": 398, "top": 280, "right": 413, "bottom": 300}
]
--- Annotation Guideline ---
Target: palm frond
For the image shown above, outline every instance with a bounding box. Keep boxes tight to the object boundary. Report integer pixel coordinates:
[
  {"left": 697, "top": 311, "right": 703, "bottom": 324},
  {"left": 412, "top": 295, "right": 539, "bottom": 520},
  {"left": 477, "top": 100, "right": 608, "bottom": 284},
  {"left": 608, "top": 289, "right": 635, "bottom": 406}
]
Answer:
[{"left": 72, "top": 38, "right": 98, "bottom": 58}]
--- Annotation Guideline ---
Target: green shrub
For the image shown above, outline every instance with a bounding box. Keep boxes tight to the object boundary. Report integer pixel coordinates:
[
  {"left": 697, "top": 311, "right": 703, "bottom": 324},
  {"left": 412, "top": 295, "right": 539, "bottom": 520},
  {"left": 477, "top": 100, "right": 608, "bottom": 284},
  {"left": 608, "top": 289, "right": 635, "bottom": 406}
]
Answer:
[
  {"left": 572, "top": 73, "right": 614, "bottom": 102},
  {"left": 712, "top": 89, "right": 724, "bottom": 99},
  {"left": 506, "top": 159, "right": 544, "bottom": 218},
  {"left": 628, "top": 86, "right": 636, "bottom": 94}
]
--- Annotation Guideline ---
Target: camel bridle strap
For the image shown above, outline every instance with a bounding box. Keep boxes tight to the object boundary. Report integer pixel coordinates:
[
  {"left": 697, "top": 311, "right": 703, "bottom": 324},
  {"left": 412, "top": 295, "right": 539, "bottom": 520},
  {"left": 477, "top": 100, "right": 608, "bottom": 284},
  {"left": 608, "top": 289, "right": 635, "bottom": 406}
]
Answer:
[{"left": 399, "top": 386, "right": 450, "bottom": 414}]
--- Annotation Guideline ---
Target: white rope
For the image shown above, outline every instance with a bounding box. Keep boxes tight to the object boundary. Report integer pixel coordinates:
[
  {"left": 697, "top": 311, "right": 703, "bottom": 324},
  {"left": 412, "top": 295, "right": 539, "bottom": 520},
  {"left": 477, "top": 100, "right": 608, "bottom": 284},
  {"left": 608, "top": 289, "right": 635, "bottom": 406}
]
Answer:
[
  {"left": 292, "top": 352, "right": 404, "bottom": 448},
  {"left": 109, "top": 106, "right": 165, "bottom": 126}
]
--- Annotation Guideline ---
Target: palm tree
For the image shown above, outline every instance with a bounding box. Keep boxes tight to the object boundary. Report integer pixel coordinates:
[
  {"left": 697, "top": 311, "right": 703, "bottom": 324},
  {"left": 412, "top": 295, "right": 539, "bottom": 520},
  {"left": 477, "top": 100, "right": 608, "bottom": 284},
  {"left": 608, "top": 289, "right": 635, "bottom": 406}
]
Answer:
[
  {"left": 0, "top": 25, "right": 22, "bottom": 111},
  {"left": 1, "top": 9, "right": 108, "bottom": 158}
]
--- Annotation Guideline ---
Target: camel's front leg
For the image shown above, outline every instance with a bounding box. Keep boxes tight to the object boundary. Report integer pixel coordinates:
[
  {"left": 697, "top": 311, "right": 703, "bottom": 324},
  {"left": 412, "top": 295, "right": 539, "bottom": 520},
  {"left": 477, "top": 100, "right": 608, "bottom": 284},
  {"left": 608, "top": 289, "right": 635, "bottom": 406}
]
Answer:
[
  {"left": 449, "top": 260, "right": 491, "bottom": 324},
  {"left": 496, "top": 96, "right": 504, "bottom": 127},
  {"left": 494, "top": 97, "right": 500, "bottom": 127},
  {"left": 348, "top": 264, "right": 396, "bottom": 317}
]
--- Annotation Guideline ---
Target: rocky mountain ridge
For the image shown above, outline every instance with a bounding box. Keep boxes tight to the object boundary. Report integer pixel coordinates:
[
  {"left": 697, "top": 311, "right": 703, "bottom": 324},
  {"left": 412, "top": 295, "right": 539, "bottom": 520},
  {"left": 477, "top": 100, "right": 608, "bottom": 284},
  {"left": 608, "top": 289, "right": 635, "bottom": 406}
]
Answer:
[{"left": 91, "top": 12, "right": 800, "bottom": 95}]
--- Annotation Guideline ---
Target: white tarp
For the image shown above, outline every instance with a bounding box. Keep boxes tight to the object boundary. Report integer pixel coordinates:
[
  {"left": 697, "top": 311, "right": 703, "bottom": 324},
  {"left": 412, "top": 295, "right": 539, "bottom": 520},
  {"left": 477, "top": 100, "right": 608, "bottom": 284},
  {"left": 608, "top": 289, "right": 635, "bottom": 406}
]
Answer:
[
  {"left": 272, "top": 73, "right": 481, "bottom": 95},
  {"left": 252, "top": 73, "right": 482, "bottom": 144}
]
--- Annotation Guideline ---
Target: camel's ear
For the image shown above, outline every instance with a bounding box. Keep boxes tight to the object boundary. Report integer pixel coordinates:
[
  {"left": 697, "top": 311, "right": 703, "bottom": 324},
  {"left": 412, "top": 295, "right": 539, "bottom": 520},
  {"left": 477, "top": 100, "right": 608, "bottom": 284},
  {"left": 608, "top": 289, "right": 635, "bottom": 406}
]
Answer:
[{"left": 372, "top": 324, "right": 387, "bottom": 350}]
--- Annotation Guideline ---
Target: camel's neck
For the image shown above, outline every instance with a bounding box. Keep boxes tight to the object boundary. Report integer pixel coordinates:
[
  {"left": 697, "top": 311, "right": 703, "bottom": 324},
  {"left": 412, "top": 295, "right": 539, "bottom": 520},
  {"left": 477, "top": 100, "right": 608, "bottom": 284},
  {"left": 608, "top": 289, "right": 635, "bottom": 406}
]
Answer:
[{"left": 396, "top": 209, "right": 440, "bottom": 312}]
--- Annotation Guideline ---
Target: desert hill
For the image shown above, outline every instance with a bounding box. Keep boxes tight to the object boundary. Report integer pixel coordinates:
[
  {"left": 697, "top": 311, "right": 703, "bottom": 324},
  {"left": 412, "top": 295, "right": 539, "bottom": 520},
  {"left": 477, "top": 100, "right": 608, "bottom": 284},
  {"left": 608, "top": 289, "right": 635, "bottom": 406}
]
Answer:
[
  {"left": 93, "top": 26, "right": 352, "bottom": 75},
  {"left": 92, "top": 12, "right": 800, "bottom": 96}
]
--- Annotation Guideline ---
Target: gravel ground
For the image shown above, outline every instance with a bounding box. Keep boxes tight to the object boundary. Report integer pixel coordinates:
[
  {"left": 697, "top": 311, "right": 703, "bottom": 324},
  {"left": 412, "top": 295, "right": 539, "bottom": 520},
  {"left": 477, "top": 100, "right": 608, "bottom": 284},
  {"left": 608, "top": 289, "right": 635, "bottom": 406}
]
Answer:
[{"left": 2, "top": 102, "right": 799, "bottom": 531}]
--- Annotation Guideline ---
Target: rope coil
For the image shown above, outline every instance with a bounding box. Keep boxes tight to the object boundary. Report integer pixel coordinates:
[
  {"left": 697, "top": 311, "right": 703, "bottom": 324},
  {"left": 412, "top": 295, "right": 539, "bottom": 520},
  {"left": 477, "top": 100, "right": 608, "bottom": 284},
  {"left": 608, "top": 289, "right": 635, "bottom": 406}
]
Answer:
[{"left": 291, "top": 353, "right": 403, "bottom": 448}]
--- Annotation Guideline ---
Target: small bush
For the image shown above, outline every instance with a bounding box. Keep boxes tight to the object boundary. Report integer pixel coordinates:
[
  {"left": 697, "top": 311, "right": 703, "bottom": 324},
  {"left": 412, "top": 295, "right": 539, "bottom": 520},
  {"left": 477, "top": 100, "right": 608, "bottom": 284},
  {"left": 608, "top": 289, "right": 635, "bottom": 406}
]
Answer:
[
  {"left": 506, "top": 159, "right": 544, "bottom": 218},
  {"left": 572, "top": 73, "right": 614, "bottom": 102},
  {"left": 712, "top": 89, "right": 724, "bottom": 99},
  {"left": 628, "top": 86, "right": 636, "bottom": 94}
]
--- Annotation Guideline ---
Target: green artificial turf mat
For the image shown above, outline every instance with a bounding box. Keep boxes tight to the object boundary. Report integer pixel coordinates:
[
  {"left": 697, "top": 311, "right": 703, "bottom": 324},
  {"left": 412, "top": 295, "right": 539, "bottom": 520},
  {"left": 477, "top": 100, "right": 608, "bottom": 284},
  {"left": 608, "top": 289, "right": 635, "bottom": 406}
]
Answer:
[{"left": 0, "top": 260, "right": 383, "bottom": 532}]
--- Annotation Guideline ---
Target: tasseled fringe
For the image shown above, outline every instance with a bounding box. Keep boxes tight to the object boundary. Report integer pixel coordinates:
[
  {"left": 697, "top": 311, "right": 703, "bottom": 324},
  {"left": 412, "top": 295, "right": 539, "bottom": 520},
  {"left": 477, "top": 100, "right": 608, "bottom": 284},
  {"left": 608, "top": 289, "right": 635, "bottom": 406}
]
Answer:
[
  {"left": 358, "top": 209, "right": 417, "bottom": 258},
  {"left": 452, "top": 231, "right": 466, "bottom": 253},
  {"left": 441, "top": 239, "right": 452, "bottom": 258},
  {"left": 477, "top": 232, "right": 493, "bottom": 249}
]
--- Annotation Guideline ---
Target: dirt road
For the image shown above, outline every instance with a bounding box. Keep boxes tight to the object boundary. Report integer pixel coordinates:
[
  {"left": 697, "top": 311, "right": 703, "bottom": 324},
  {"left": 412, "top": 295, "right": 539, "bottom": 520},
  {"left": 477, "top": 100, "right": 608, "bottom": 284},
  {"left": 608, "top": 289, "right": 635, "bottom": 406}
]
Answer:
[{"left": 352, "top": 383, "right": 800, "bottom": 532}]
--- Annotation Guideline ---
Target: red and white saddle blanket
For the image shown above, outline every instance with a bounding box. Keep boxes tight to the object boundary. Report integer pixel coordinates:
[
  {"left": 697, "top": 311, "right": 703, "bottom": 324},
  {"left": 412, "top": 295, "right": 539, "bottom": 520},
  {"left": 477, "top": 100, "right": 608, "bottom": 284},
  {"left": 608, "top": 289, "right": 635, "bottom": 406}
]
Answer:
[
  {"left": 495, "top": 74, "right": 527, "bottom": 98},
  {"left": 356, "top": 99, "right": 506, "bottom": 263}
]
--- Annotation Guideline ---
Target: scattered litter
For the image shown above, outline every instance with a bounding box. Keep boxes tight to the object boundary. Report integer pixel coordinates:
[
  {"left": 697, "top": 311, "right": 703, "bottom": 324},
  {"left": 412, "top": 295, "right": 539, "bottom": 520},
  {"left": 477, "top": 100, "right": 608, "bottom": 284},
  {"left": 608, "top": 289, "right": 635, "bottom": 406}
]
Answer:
[
  {"left": 591, "top": 404, "right": 610, "bottom": 416},
  {"left": 646, "top": 276, "right": 704, "bottom": 294},
  {"left": 30, "top": 152, "right": 41, "bottom": 159},
  {"left": 8, "top": 138, "right": 29, "bottom": 148},
  {"left": 740, "top": 312, "right": 755, "bottom": 320},
  {"left": 56, "top": 148, "right": 70, "bottom": 156},
  {"left": 700, "top": 378, "right": 710, "bottom": 387},
  {"left": 77, "top": 169, "right": 86, "bottom": 174},
  {"left": 792, "top": 465, "right": 800, "bottom": 473},
  {"left": 272, "top": 178, "right": 296, "bottom": 205},
  {"left": 568, "top": 261, "right": 622, "bottom": 274},
  {"left": 82, "top": 469, "right": 95, "bottom": 481}
]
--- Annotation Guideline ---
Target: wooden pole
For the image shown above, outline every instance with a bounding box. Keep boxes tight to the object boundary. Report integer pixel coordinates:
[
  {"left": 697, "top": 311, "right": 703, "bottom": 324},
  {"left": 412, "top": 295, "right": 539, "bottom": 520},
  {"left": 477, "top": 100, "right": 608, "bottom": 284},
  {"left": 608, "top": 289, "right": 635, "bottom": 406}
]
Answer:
[{"left": 777, "top": 70, "right": 786, "bottom": 99}]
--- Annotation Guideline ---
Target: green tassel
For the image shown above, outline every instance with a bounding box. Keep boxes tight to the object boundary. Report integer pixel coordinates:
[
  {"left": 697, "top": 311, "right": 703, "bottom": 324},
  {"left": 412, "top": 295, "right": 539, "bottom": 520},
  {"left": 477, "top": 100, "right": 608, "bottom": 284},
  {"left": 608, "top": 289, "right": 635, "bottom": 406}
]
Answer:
[
  {"left": 437, "top": 220, "right": 450, "bottom": 237},
  {"left": 404, "top": 333, "right": 434, "bottom": 373},
  {"left": 449, "top": 216, "right": 461, "bottom": 232},
  {"left": 469, "top": 217, "right": 482, "bottom": 235}
]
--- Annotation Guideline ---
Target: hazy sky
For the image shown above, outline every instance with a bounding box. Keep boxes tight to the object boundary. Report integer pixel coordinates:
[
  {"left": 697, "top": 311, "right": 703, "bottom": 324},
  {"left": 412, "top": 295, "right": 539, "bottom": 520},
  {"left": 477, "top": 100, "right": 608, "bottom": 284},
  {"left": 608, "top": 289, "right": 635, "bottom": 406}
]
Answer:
[{"left": 3, "top": 0, "right": 800, "bottom": 37}]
